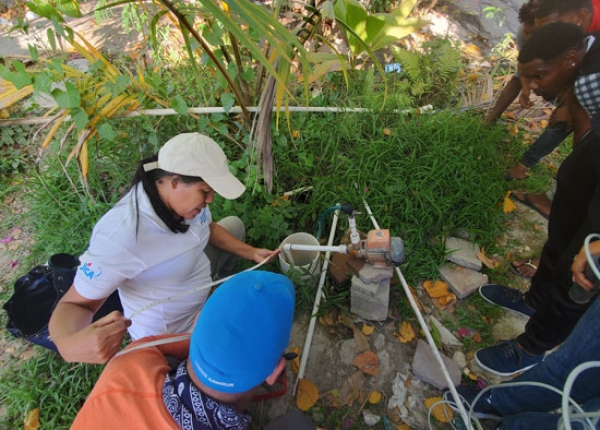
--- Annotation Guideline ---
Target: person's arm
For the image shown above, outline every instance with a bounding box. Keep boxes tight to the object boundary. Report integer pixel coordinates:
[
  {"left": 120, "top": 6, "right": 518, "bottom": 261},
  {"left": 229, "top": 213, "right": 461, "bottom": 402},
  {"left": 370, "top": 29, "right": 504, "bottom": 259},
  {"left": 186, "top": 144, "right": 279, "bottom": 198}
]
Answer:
[
  {"left": 49, "top": 288, "right": 131, "bottom": 364},
  {"left": 518, "top": 75, "right": 533, "bottom": 109},
  {"left": 571, "top": 240, "right": 600, "bottom": 291},
  {"left": 485, "top": 75, "right": 522, "bottom": 125},
  {"left": 208, "top": 222, "right": 277, "bottom": 263}
]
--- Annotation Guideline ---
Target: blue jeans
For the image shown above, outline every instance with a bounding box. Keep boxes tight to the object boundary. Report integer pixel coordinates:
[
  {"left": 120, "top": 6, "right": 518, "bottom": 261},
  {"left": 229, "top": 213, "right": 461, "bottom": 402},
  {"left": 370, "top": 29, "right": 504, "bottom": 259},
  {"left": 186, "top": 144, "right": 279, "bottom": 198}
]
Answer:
[
  {"left": 520, "top": 122, "right": 571, "bottom": 168},
  {"left": 491, "top": 296, "right": 600, "bottom": 429}
]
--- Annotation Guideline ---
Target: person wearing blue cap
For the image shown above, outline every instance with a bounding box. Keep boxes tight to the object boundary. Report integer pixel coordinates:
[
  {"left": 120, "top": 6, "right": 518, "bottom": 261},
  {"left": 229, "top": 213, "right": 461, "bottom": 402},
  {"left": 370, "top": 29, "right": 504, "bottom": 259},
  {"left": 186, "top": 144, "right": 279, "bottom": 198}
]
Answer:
[{"left": 70, "top": 270, "right": 316, "bottom": 430}]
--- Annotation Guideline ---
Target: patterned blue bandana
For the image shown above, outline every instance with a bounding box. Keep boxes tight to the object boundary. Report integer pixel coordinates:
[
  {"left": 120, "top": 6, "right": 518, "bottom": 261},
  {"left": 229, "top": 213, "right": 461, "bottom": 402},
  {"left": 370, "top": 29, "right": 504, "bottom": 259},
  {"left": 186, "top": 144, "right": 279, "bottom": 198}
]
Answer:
[{"left": 162, "top": 360, "right": 252, "bottom": 430}]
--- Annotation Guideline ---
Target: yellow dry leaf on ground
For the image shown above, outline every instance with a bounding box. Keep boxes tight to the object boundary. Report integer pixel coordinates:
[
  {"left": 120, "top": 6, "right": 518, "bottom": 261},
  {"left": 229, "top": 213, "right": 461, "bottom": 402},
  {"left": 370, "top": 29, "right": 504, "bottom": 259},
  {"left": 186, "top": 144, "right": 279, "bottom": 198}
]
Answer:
[
  {"left": 353, "top": 351, "right": 380, "bottom": 376},
  {"left": 290, "top": 346, "right": 300, "bottom": 374},
  {"left": 423, "top": 280, "right": 450, "bottom": 298},
  {"left": 296, "top": 378, "right": 319, "bottom": 411},
  {"left": 477, "top": 249, "right": 500, "bottom": 269},
  {"left": 503, "top": 191, "right": 517, "bottom": 213},
  {"left": 24, "top": 408, "right": 40, "bottom": 430},
  {"left": 361, "top": 324, "right": 374, "bottom": 336},
  {"left": 424, "top": 397, "right": 454, "bottom": 423},
  {"left": 396, "top": 320, "right": 416, "bottom": 343},
  {"left": 368, "top": 390, "right": 382, "bottom": 404}
]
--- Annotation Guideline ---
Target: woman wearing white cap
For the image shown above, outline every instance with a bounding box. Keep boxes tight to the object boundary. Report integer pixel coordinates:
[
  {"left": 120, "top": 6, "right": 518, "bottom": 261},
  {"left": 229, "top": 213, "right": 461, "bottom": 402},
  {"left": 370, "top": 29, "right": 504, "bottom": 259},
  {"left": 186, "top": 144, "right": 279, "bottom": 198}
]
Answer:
[{"left": 49, "top": 133, "right": 277, "bottom": 364}]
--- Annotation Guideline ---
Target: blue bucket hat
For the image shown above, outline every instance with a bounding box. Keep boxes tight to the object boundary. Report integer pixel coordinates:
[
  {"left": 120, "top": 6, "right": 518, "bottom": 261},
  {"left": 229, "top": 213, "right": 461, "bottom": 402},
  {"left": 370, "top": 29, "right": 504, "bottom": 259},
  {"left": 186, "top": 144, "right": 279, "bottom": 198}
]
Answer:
[{"left": 189, "top": 271, "right": 295, "bottom": 394}]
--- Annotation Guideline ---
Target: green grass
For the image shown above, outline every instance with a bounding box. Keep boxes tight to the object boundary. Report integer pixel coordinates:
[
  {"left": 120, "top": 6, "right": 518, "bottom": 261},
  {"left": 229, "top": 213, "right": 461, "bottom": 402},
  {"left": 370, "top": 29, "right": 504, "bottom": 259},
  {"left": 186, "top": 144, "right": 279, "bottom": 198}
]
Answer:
[{"left": 0, "top": 349, "right": 104, "bottom": 429}]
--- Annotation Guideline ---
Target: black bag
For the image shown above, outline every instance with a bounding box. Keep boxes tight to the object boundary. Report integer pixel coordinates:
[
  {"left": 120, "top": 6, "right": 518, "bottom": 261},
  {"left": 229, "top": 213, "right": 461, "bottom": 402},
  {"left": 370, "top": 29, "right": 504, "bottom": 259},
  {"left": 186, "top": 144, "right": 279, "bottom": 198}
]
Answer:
[{"left": 3, "top": 253, "right": 122, "bottom": 351}]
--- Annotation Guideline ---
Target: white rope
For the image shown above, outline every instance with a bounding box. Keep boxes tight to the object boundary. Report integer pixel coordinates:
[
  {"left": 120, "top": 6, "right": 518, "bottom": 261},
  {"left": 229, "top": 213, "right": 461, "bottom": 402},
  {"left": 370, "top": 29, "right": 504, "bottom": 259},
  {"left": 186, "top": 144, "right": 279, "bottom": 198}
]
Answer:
[{"left": 127, "top": 255, "right": 272, "bottom": 320}]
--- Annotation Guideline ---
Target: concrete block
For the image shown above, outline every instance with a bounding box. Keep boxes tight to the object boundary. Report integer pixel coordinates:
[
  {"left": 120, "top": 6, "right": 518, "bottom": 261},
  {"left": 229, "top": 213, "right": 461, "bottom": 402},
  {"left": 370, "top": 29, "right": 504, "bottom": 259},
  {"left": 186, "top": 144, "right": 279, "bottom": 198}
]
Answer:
[
  {"left": 351, "top": 276, "right": 389, "bottom": 321},
  {"left": 411, "top": 339, "right": 462, "bottom": 390},
  {"left": 358, "top": 264, "right": 394, "bottom": 284},
  {"left": 439, "top": 264, "right": 488, "bottom": 299},
  {"left": 445, "top": 236, "right": 482, "bottom": 271}
]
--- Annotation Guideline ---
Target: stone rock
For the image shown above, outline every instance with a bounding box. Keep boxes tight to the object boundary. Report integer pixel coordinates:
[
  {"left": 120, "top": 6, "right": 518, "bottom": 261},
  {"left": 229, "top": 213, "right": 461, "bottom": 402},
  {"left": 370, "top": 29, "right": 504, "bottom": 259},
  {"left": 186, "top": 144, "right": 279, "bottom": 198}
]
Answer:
[
  {"left": 445, "top": 236, "right": 482, "bottom": 271},
  {"left": 358, "top": 264, "right": 394, "bottom": 284},
  {"left": 439, "top": 264, "right": 489, "bottom": 299},
  {"left": 428, "top": 316, "right": 462, "bottom": 347},
  {"left": 411, "top": 340, "right": 462, "bottom": 390},
  {"left": 453, "top": 351, "right": 467, "bottom": 369},
  {"left": 362, "top": 409, "right": 381, "bottom": 427}
]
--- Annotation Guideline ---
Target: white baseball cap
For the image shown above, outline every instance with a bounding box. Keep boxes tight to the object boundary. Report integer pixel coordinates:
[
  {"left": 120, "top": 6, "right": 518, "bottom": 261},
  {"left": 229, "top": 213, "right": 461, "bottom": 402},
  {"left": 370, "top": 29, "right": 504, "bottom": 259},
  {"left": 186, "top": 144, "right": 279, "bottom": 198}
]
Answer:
[{"left": 143, "top": 133, "right": 245, "bottom": 200}]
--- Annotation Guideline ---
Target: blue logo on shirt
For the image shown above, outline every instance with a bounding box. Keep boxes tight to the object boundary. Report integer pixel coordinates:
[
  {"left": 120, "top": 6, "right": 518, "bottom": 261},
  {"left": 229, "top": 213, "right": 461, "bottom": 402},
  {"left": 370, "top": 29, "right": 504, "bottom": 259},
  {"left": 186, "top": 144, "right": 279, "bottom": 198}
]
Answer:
[
  {"left": 200, "top": 209, "right": 207, "bottom": 225},
  {"left": 80, "top": 262, "right": 103, "bottom": 280}
]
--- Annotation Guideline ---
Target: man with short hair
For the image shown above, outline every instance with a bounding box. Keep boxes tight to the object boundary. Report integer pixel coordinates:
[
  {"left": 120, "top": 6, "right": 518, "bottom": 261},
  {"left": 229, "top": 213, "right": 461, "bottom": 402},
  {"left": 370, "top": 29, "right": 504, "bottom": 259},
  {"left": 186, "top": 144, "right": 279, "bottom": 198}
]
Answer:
[{"left": 71, "top": 270, "right": 316, "bottom": 430}]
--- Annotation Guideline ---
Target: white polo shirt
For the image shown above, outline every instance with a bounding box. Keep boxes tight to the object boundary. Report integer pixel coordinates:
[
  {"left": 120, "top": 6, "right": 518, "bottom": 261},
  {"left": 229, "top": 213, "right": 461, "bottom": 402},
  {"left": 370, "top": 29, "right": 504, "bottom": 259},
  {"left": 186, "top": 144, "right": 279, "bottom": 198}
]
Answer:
[{"left": 74, "top": 184, "right": 213, "bottom": 340}]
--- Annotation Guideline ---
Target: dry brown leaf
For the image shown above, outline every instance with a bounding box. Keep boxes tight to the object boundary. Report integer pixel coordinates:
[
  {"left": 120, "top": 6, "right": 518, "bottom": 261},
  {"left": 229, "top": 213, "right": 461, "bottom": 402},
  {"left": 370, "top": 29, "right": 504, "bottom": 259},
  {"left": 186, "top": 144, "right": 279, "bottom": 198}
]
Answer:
[
  {"left": 349, "top": 321, "right": 371, "bottom": 353},
  {"left": 296, "top": 378, "right": 319, "bottom": 411},
  {"left": 292, "top": 130, "right": 300, "bottom": 138},
  {"left": 290, "top": 346, "right": 300, "bottom": 374},
  {"left": 432, "top": 293, "right": 457, "bottom": 310},
  {"left": 473, "top": 332, "right": 482, "bottom": 343},
  {"left": 504, "top": 111, "right": 516, "bottom": 120},
  {"left": 383, "top": 128, "right": 392, "bottom": 136},
  {"left": 503, "top": 191, "right": 517, "bottom": 213},
  {"left": 338, "top": 370, "right": 364, "bottom": 407},
  {"left": 368, "top": 390, "right": 382, "bottom": 404},
  {"left": 361, "top": 324, "right": 374, "bottom": 336},
  {"left": 396, "top": 320, "right": 416, "bottom": 343},
  {"left": 424, "top": 397, "right": 454, "bottom": 423},
  {"left": 24, "top": 408, "right": 40, "bottom": 430},
  {"left": 508, "top": 122, "right": 519, "bottom": 136},
  {"left": 423, "top": 280, "right": 449, "bottom": 298},
  {"left": 477, "top": 249, "right": 500, "bottom": 269},
  {"left": 407, "top": 285, "right": 423, "bottom": 311},
  {"left": 318, "top": 311, "right": 335, "bottom": 327},
  {"left": 354, "top": 351, "right": 380, "bottom": 376}
]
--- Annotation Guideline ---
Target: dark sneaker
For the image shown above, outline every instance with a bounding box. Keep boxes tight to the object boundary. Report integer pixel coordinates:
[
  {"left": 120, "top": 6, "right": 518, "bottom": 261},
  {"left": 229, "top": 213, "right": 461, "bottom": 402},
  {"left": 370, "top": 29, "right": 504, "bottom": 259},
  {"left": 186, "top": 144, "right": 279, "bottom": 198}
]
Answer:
[
  {"left": 474, "top": 340, "right": 544, "bottom": 377},
  {"left": 479, "top": 284, "right": 535, "bottom": 318},
  {"left": 443, "top": 385, "right": 501, "bottom": 421}
]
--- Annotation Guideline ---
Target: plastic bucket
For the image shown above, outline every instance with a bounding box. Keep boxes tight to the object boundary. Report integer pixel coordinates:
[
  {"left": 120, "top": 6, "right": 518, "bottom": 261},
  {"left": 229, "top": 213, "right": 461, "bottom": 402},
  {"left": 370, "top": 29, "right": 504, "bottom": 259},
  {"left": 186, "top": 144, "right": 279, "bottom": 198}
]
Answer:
[{"left": 279, "top": 232, "right": 322, "bottom": 285}]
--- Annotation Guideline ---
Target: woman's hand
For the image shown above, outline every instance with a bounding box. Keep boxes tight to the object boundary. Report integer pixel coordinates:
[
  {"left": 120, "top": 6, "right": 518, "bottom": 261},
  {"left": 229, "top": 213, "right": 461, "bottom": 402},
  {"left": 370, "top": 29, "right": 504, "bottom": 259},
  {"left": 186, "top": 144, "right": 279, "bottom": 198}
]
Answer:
[
  {"left": 56, "top": 311, "right": 131, "bottom": 364},
  {"left": 250, "top": 248, "right": 280, "bottom": 264}
]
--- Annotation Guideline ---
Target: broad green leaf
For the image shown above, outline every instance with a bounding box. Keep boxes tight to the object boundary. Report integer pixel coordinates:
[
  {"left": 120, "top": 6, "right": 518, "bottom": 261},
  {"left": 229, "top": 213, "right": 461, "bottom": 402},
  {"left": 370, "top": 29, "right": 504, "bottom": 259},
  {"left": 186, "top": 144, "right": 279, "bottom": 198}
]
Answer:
[
  {"left": 2, "top": 61, "right": 32, "bottom": 89},
  {"left": 55, "top": 0, "right": 82, "bottom": 18},
  {"left": 97, "top": 123, "right": 115, "bottom": 141},
  {"left": 28, "top": 45, "right": 39, "bottom": 61},
  {"left": 220, "top": 92, "right": 235, "bottom": 113},
  {"left": 32, "top": 71, "right": 51, "bottom": 94},
  {"left": 170, "top": 95, "right": 188, "bottom": 116},
  {"left": 47, "top": 27, "right": 56, "bottom": 51},
  {"left": 51, "top": 82, "right": 80, "bottom": 108},
  {"left": 71, "top": 107, "right": 89, "bottom": 130},
  {"left": 25, "top": 0, "right": 63, "bottom": 21}
]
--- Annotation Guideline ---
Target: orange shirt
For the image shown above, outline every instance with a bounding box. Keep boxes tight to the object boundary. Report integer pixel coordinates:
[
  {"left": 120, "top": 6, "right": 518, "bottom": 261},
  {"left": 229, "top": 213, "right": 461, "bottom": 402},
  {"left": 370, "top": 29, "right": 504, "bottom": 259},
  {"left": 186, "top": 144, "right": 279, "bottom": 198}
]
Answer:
[
  {"left": 71, "top": 334, "right": 190, "bottom": 430},
  {"left": 590, "top": 0, "right": 600, "bottom": 32}
]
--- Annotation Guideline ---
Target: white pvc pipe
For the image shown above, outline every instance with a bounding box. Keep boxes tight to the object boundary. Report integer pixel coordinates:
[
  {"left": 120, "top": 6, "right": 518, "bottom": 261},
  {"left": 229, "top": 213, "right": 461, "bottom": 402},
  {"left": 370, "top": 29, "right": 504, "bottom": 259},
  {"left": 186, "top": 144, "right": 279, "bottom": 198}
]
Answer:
[
  {"left": 294, "top": 205, "right": 341, "bottom": 394},
  {"left": 361, "top": 198, "right": 472, "bottom": 429},
  {"left": 0, "top": 105, "right": 434, "bottom": 126},
  {"left": 283, "top": 243, "right": 347, "bottom": 254}
]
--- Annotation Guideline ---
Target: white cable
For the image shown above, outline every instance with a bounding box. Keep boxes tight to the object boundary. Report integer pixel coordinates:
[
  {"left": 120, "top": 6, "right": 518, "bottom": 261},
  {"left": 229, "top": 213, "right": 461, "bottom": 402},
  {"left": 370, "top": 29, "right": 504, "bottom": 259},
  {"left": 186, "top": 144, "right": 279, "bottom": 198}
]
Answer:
[
  {"left": 583, "top": 233, "right": 600, "bottom": 284},
  {"left": 127, "top": 256, "right": 272, "bottom": 319},
  {"left": 114, "top": 333, "right": 191, "bottom": 357},
  {"left": 561, "top": 361, "right": 600, "bottom": 430},
  {"left": 293, "top": 205, "right": 340, "bottom": 394}
]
